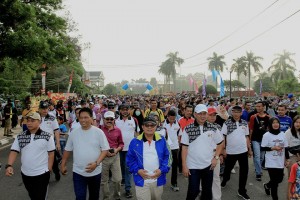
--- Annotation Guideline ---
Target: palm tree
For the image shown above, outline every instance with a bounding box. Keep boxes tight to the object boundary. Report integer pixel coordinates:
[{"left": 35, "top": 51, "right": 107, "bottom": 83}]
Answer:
[
  {"left": 166, "top": 52, "right": 184, "bottom": 91},
  {"left": 231, "top": 57, "right": 247, "bottom": 91},
  {"left": 207, "top": 52, "right": 226, "bottom": 90},
  {"left": 268, "top": 50, "right": 296, "bottom": 84},
  {"left": 242, "top": 51, "right": 263, "bottom": 96}
]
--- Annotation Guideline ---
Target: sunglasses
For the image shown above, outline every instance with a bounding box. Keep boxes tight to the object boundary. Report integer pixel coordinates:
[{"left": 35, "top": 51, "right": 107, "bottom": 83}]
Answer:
[
  {"left": 105, "top": 118, "right": 114, "bottom": 121},
  {"left": 144, "top": 123, "right": 156, "bottom": 128}
]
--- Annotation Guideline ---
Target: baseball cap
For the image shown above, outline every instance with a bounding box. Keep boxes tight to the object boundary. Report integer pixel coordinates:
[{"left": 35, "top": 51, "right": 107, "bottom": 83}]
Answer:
[
  {"left": 104, "top": 111, "right": 115, "bottom": 119},
  {"left": 232, "top": 105, "right": 242, "bottom": 112},
  {"left": 89, "top": 102, "right": 94, "bottom": 105},
  {"left": 207, "top": 107, "right": 217, "bottom": 115},
  {"left": 119, "top": 103, "right": 130, "bottom": 110},
  {"left": 39, "top": 101, "right": 49, "bottom": 109},
  {"left": 143, "top": 116, "right": 157, "bottom": 125},
  {"left": 288, "top": 93, "right": 294, "bottom": 98},
  {"left": 194, "top": 104, "right": 207, "bottom": 113},
  {"left": 25, "top": 112, "right": 41, "bottom": 120}
]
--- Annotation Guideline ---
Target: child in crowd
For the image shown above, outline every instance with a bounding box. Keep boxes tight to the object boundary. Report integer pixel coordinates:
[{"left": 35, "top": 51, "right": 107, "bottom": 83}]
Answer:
[{"left": 58, "top": 116, "right": 68, "bottom": 154}]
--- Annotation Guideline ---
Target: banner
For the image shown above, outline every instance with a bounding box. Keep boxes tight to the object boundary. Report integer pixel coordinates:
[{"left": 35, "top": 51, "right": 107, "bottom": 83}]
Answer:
[
  {"left": 189, "top": 77, "right": 194, "bottom": 87},
  {"left": 122, "top": 83, "right": 129, "bottom": 90},
  {"left": 259, "top": 80, "right": 262, "bottom": 95},
  {"left": 67, "top": 70, "right": 74, "bottom": 93},
  {"left": 220, "top": 78, "right": 225, "bottom": 97},
  {"left": 146, "top": 83, "right": 153, "bottom": 91},
  {"left": 202, "top": 78, "right": 206, "bottom": 97}
]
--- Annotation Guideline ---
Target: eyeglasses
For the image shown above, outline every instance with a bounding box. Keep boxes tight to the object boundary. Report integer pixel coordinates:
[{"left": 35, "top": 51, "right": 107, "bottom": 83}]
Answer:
[
  {"left": 108, "top": 107, "right": 115, "bottom": 109},
  {"left": 105, "top": 118, "right": 114, "bottom": 121},
  {"left": 144, "top": 123, "right": 156, "bottom": 128}
]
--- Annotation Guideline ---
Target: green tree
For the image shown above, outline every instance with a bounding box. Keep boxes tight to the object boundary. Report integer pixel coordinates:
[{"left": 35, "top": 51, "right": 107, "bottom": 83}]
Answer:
[
  {"left": 268, "top": 50, "right": 296, "bottom": 85},
  {"left": 253, "top": 77, "right": 274, "bottom": 94},
  {"left": 275, "top": 78, "right": 300, "bottom": 95},
  {"left": 242, "top": 51, "right": 263, "bottom": 96},
  {"left": 198, "top": 84, "right": 217, "bottom": 96},
  {"left": 102, "top": 84, "right": 118, "bottom": 95},
  {"left": 150, "top": 77, "right": 158, "bottom": 87},
  {"left": 231, "top": 57, "right": 247, "bottom": 84},
  {"left": 207, "top": 52, "right": 226, "bottom": 89},
  {"left": 223, "top": 80, "right": 245, "bottom": 92}
]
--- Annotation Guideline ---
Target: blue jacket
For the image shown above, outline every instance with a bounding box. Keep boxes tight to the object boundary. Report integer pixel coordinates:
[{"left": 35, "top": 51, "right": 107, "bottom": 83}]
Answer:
[{"left": 126, "top": 132, "right": 172, "bottom": 187}]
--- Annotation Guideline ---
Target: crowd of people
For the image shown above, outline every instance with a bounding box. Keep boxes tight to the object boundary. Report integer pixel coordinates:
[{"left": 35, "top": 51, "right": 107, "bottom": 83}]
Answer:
[{"left": 3, "top": 92, "right": 300, "bottom": 200}]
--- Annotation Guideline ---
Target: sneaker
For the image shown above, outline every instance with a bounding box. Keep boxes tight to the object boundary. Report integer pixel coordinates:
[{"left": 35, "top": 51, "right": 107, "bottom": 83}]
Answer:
[
  {"left": 125, "top": 190, "right": 133, "bottom": 198},
  {"left": 263, "top": 183, "right": 270, "bottom": 195},
  {"left": 171, "top": 184, "right": 180, "bottom": 191},
  {"left": 237, "top": 192, "right": 250, "bottom": 200},
  {"left": 231, "top": 169, "right": 236, "bottom": 174},
  {"left": 256, "top": 175, "right": 262, "bottom": 181},
  {"left": 221, "top": 181, "right": 226, "bottom": 188}
]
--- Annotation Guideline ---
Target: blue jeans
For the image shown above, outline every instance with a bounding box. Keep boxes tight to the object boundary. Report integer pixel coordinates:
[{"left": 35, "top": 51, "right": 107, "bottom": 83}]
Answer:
[
  {"left": 60, "top": 140, "right": 66, "bottom": 154},
  {"left": 73, "top": 172, "right": 101, "bottom": 200},
  {"left": 120, "top": 151, "right": 132, "bottom": 191},
  {"left": 186, "top": 166, "right": 213, "bottom": 200},
  {"left": 252, "top": 141, "right": 265, "bottom": 176}
]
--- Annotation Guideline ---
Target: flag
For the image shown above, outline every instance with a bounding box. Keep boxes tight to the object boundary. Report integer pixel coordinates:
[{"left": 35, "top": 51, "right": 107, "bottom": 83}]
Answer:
[
  {"left": 67, "top": 70, "right": 74, "bottom": 93},
  {"left": 122, "top": 83, "right": 129, "bottom": 90},
  {"left": 212, "top": 70, "right": 218, "bottom": 81},
  {"left": 220, "top": 78, "right": 225, "bottom": 97},
  {"left": 194, "top": 82, "right": 198, "bottom": 94},
  {"left": 189, "top": 77, "right": 194, "bottom": 87},
  {"left": 202, "top": 78, "right": 206, "bottom": 97},
  {"left": 259, "top": 80, "right": 262, "bottom": 95},
  {"left": 146, "top": 83, "right": 153, "bottom": 90}
]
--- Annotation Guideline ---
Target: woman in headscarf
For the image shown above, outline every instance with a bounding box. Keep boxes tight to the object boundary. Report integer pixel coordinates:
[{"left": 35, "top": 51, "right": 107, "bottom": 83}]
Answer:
[
  {"left": 131, "top": 102, "right": 144, "bottom": 134},
  {"left": 216, "top": 103, "right": 229, "bottom": 127}
]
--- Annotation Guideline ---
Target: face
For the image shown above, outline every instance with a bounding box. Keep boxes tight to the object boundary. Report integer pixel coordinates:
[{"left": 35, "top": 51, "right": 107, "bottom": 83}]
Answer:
[
  {"left": 245, "top": 103, "right": 251, "bottom": 110},
  {"left": 120, "top": 107, "right": 129, "bottom": 117},
  {"left": 167, "top": 115, "right": 176, "bottom": 123},
  {"left": 26, "top": 118, "right": 40, "bottom": 131},
  {"left": 277, "top": 106, "right": 287, "bottom": 116},
  {"left": 272, "top": 119, "right": 280, "bottom": 130},
  {"left": 184, "top": 107, "right": 193, "bottom": 118},
  {"left": 207, "top": 113, "right": 217, "bottom": 123},
  {"left": 294, "top": 119, "right": 300, "bottom": 130},
  {"left": 194, "top": 111, "right": 207, "bottom": 124},
  {"left": 142, "top": 123, "right": 157, "bottom": 135},
  {"left": 232, "top": 110, "right": 242, "bottom": 120},
  {"left": 255, "top": 103, "right": 264, "bottom": 113},
  {"left": 150, "top": 101, "right": 157, "bottom": 109},
  {"left": 75, "top": 109, "right": 81, "bottom": 119},
  {"left": 104, "top": 117, "right": 114, "bottom": 127},
  {"left": 79, "top": 111, "right": 93, "bottom": 128},
  {"left": 39, "top": 108, "right": 48, "bottom": 116},
  {"left": 26, "top": 104, "right": 31, "bottom": 109}
]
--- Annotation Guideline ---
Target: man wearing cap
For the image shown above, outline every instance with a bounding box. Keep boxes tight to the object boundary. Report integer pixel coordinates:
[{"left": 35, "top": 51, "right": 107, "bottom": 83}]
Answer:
[
  {"left": 126, "top": 116, "right": 171, "bottom": 200},
  {"left": 100, "top": 111, "right": 124, "bottom": 200},
  {"left": 39, "top": 101, "right": 62, "bottom": 181},
  {"left": 181, "top": 104, "right": 223, "bottom": 200},
  {"left": 5, "top": 112, "right": 55, "bottom": 199},
  {"left": 115, "top": 103, "right": 139, "bottom": 198},
  {"left": 220, "top": 105, "right": 252, "bottom": 200}
]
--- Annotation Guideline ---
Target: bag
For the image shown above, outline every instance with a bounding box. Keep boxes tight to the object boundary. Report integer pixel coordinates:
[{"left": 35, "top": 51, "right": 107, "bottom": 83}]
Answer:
[{"left": 286, "top": 145, "right": 300, "bottom": 155}]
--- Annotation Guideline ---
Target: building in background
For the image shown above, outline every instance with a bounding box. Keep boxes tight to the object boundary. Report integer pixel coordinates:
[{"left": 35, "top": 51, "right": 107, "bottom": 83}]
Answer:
[{"left": 82, "top": 70, "right": 105, "bottom": 92}]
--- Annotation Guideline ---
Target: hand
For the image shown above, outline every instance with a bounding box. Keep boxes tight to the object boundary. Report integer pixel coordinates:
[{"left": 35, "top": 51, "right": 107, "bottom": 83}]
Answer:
[
  {"left": 285, "top": 160, "right": 290, "bottom": 168},
  {"left": 272, "top": 146, "right": 283, "bottom": 151},
  {"left": 85, "top": 162, "right": 97, "bottom": 173},
  {"left": 248, "top": 150, "right": 253, "bottom": 158},
  {"left": 61, "top": 165, "right": 68, "bottom": 175},
  {"left": 210, "top": 157, "right": 217, "bottom": 170},
  {"left": 182, "top": 165, "right": 190, "bottom": 178},
  {"left": 56, "top": 144, "right": 61, "bottom": 151},
  {"left": 138, "top": 169, "right": 149, "bottom": 180},
  {"left": 220, "top": 155, "right": 224, "bottom": 164},
  {"left": 151, "top": 169, "right": 161, "bottom": 179},
  {"left": 5, "top": 167, "right": 14, "bottom": 177}
]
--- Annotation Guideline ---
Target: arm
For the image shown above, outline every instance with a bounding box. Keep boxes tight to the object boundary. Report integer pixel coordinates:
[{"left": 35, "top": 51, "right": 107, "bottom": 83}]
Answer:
[
  {"left": 48, "top": 151, "right": 54, "bottom": 171},
  {"left": 181, "top": 145, "right": 190, "bottom": 177},
  {"left": 61, "top": 150, "right": 71, "bottom": 175},
  {"left": 54, "top": 129, "right": 61, "bottom": 151},
  {"left": 5, "top": 151, "right": 18, "bottom": 176},
  {"left": 246, "top": 136, "right": 252, "bottom": 157},
  {"left": 126, "top": 141, "right": 141, "bottom": 174}
]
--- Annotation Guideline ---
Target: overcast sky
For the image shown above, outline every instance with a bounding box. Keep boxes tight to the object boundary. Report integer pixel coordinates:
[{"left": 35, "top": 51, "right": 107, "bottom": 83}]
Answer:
[{"left": 63, "top": 0, "right": 300, "bottom": 84}]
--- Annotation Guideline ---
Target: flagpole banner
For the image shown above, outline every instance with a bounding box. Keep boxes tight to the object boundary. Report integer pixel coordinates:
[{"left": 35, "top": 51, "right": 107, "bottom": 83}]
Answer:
[
  {"left": 259, "top": 80, "right": 262, "bottom": 95},
  {"left": 122, "top": 83, "right": 129, "bottom": 90},
  {"left": 194, "top": 82, "right": 198, "bottom": 94},
  {"left": 146, "top": 83, "right": 153, "bottom": 91},
  {"left": 220, "top": 78, "right": 225, "bottom": 97},
  {"left": 189, "top": 77, "right": 194, "bottom": 87},
  {"left": 202, "top": 78, "right": 206, "bottom": 97}
]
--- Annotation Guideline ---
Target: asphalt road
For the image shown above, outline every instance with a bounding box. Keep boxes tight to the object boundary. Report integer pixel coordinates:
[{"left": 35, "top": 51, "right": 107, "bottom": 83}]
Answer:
[{"left": 0, "top": 144, "right": 289, "bottom": 200}]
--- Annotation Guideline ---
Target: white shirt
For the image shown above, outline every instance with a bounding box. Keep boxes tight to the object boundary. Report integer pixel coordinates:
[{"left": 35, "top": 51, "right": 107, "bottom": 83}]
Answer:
[
  {"left": 163, "top": 121, "right": 180, "bottom": 150},
  {"left": 65, "top": 126, "right": 110, "bottom": 177},
  {"left": 115, "top": 117, "right": 139, "bottom": 151},
  {"left": 143, "top": 140, "right": 159, "bottom": 183},
  {"left": 40, "top": 114, "right": 59, "bottom": 136},
  {"left": 11, "top": 130, "right": 55, "bottom": 176},
  {"left": 261, "top": 131, "right": 288, "bottom": 168},
  {"left": 70, "top": 120, "right": 81, "bottom": 133}
]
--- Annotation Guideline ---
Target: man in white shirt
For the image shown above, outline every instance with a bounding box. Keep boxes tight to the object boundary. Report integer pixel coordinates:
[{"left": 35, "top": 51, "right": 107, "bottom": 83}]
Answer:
[
  {"left": 61, "top": 107, "right": 109, "bottom": 200},
  {"left": 5, "top": 112, "right": 55, "bottom": 199}
]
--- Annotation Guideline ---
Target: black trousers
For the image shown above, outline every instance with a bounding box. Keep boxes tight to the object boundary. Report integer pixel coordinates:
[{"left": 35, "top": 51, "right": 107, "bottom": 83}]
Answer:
[
  {"left": 266, "top": 168, "right": 284, "bottom": 200},
  {"left": 222, "top": 152, "right": 249, "bottom": 194},
  {"left": 171, "top": 149, "right": 178, "bottom": 185},
  {"left": 22, "top": 171, "right": 50, "bottom": 200},
  {"left": 178, "top": 145, "right": 182, "bottom": 172}
]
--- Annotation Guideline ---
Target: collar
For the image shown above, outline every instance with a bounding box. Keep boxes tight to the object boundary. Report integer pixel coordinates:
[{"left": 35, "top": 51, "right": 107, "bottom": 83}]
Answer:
[
  {"left": 183, "top": 116, "right": 192, "bottom": 120},
  {"left": 26, "top": 128, "right": 42, "bottom": 135},
  {"left": 102, "top": 125, "right": 116, "bottom": 131},
  {"left": 230, "top": 117, "right": 242, "bottom": 123},
  {"left": 166, "top": 118, "right": 177, "bottom": 124},
  {"left": 137, "top": 132, "right": 161, "bottom": 142},
  {"left": 119, "top": 115, "right": 131, "bottom": 120},
  {"left": 194, "top": 120, "right": 207, "bottom": 127}
]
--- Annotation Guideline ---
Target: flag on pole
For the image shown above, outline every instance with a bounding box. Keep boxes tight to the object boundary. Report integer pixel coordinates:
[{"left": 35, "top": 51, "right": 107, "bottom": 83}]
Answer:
[
  {"left": 122, "top": 83, "right": 129, "bottom": 90},
  {"left": 220, "top": 78, "right": 225, "bottom": 97},
  {"left": 202, "top": 78, "right": 206, "bottom": 97},
  {"left": 212, "top": 70, "right": 219, "bottom": 81},
  {"left": 146, "top": 83, "right": 153, "bottom": 91},
  {"left": 194, "top": 82, "right": 199, "bottom": 94},
  {"left": 67, "top": 70, "right": 74, "bottom": 93},
  {"left": 41, "top": 64, "right": 46, "bottom": 95},
  {"left": 189, "top": 77, "right": 194, "bottom": 87},
  {"left": 259, "top": 80, "right": 262, "bottom": 95}
]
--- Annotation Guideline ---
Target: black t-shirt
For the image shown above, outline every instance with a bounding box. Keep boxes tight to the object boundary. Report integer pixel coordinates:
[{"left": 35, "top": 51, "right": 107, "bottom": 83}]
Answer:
[{"left": 251, "top": 114, "right": 270, "bottom": 142}]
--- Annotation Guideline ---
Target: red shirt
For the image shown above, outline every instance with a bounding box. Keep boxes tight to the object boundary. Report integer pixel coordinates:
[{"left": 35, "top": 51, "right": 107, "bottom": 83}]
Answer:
[
  {"left": 178, "top": 117, "right": 195, "bottom": 131},
  {"left": 101, "top": 126, "right": 124, "bottom": 149}
]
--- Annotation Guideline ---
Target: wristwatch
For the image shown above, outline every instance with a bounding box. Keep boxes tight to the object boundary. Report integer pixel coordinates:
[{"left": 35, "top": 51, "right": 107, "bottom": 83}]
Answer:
[
  {"left": 95, "top": 161, "right": 100, "bottom": 166},
  {"left": 214, "top": 156, "right": 220, "bottom": 160},
  {"left": 5, "top": 164, "right": 12, "bottom": 169}
]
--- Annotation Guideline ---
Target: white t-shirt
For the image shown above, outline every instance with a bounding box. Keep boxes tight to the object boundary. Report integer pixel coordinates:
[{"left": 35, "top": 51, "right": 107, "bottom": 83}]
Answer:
[
  {"left": 143, "top": 140, "right": 159, "bottom": 183},
  {"left": 65, "top": 126, "right": 110, "bottom": 177},
  {"left": 115, "top": 117, "right": 139, "bottom": 151},
  {"left": 261, "top": 131, "right": 288, "bottom": 168},
  {"left": 221, "top": 120, "right": 249, "bottom": 155},
  {"left": 163, "top": 121, "right": 180, "bottom": 150},
  {"left": 11, "top": 130, "right": 55, "bottom": 176},
  {"left": 40, "top": 114, "right": 59, "bottom": 136},
  {"left": 70, "top": 120, "right": 81, "bottom": 133},
  {"left": 181, "top": 124, "right": 223, "bottom": 169}
]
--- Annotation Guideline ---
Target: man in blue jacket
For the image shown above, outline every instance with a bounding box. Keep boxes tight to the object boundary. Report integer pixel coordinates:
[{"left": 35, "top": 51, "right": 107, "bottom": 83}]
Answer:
[{"left": 126, "top": 116, "right": 172, "bottom": 200}]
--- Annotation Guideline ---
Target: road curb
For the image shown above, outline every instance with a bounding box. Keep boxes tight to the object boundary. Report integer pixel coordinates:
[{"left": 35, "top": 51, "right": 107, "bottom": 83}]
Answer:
[{"left": 0, "top": 136, "right": 15, "bottom": 149}]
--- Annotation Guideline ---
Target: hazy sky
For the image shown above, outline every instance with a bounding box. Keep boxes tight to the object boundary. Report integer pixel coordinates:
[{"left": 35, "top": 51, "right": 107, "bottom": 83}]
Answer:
[{"left": 63, "top": 0, "right": 300, "bottom": 84}]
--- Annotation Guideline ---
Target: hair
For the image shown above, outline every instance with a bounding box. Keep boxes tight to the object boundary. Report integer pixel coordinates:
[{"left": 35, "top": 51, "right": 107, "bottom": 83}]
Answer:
[
  {"left": 230, "top": 98, "right": 235, "bottom": 102},
  {"left": 255, "top": 101, "right": 265, "bottom": 106},
  {"left": 58, "top": 116, "right": 64, "bottom": 121},
  {"left": 244, "top": 101, "right": 251, "bottom": 106},
  {"left": 268, "top": 117, "right": 280, "bottom": 135},
  {"left": 167, "top": 110, "right": 176, "bottom": 116},
  {"left": 185, "top": 104, "right": 193, "bottom": 110},
  {"left": 291, "top": 115, "right": 300, "bottom": 138},
  {"left": 79, "top": 107, "right": 93, "bottom": 117},
  {"left": 277, "top": 104, "right": 287, "bottom": 109},
  {"left": 75, "top": 107, "right": 81, "bottom": 113}
]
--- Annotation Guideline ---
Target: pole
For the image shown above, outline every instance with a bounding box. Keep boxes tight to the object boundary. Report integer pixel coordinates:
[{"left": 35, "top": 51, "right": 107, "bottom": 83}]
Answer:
[{"left": 229, "top": 71, "right": 232, "bottom": 99}]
